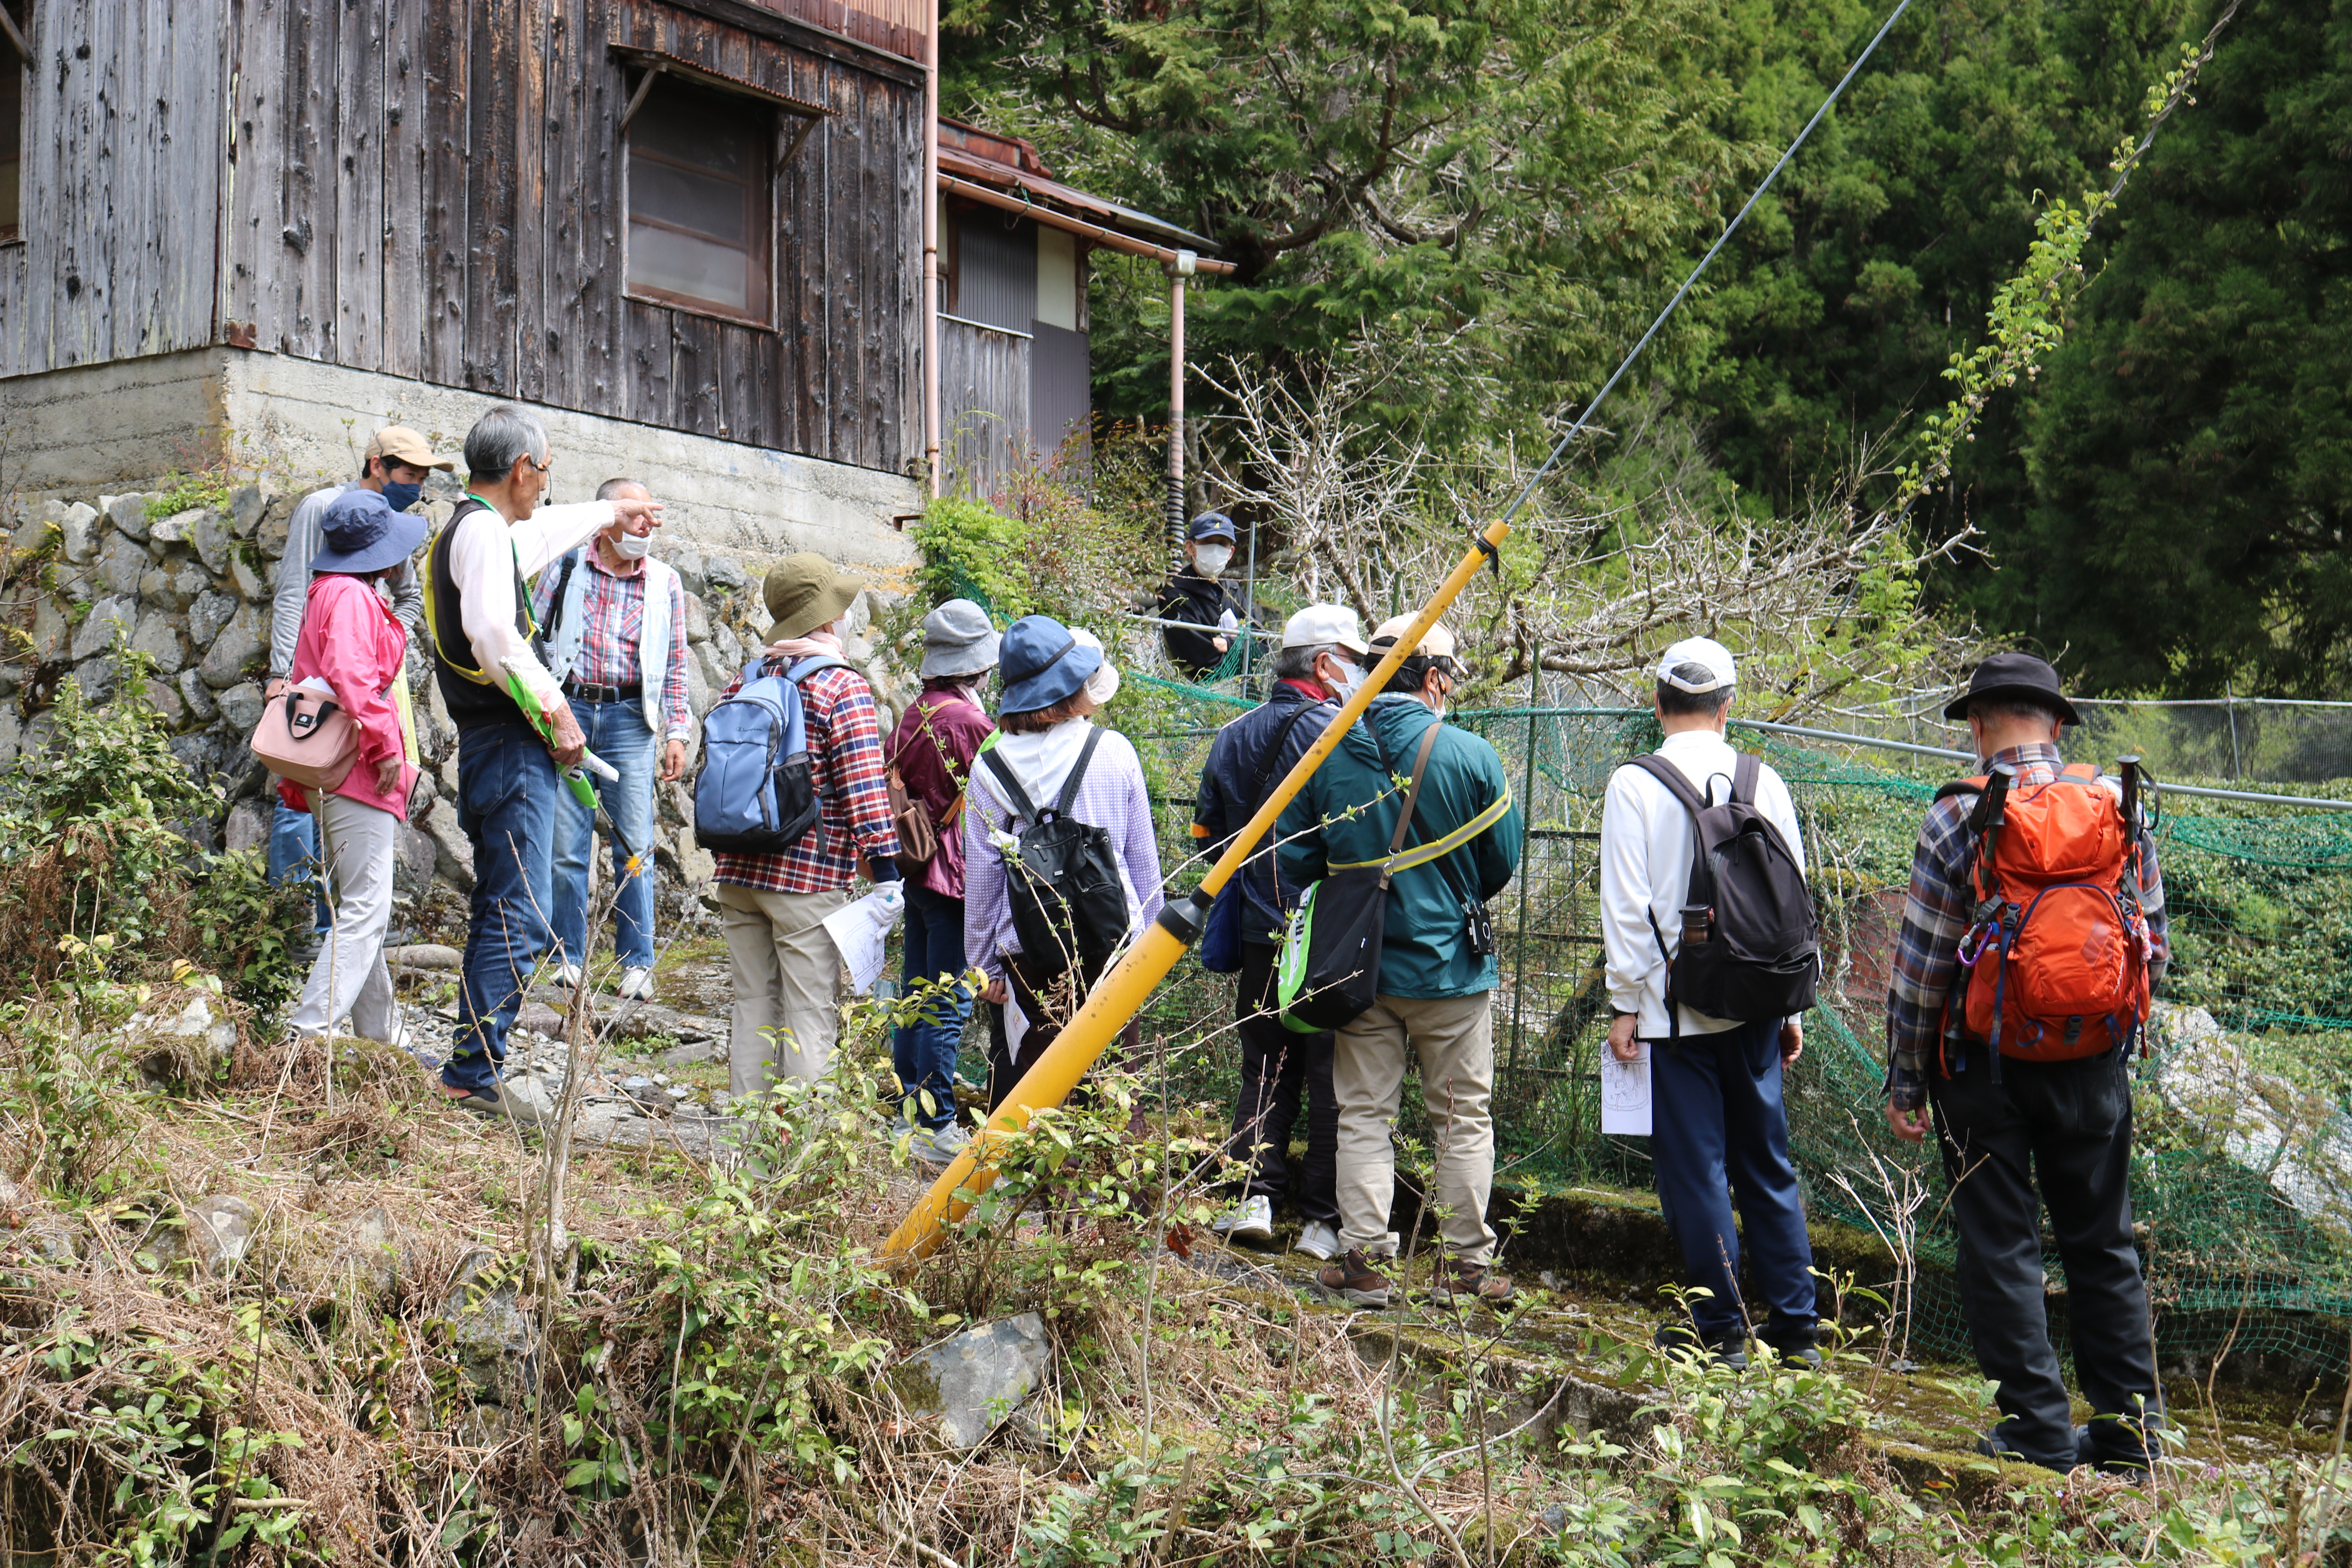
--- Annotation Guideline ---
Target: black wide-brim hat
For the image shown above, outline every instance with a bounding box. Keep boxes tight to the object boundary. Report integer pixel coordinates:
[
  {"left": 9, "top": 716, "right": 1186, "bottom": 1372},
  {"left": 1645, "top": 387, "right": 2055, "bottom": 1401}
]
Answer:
[{"left": 1942, "top": 650, "right": 2083, "bottom": 726}]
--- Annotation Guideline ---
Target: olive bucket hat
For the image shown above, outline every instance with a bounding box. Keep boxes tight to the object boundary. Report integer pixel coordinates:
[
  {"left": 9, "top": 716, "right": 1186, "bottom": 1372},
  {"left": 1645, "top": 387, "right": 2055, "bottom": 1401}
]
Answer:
[{"left": 762, "top": 552, "right": 869, "bottom": 642}]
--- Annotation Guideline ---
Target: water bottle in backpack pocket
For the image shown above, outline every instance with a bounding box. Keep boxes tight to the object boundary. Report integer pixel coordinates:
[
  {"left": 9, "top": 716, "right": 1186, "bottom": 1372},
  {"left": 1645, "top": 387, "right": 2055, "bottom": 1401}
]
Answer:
[
  {"left": 692, "top": 655, "right": 845, "bottom": 855},
  {"left": 979, "top": 728, "right": 1131, "bottom": 982}
]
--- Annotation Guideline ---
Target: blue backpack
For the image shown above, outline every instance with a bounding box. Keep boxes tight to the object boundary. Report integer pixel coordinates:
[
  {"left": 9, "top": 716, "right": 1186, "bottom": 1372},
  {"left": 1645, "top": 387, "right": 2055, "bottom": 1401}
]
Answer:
[{"left": 693, "top": 655, "right": 846, "bottom": 855}]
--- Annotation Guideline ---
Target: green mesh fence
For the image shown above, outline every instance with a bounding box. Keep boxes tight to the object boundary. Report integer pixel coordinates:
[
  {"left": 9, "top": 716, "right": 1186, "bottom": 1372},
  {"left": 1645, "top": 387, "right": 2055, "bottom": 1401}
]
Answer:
[{"left": 1114, "top": 678, "right": 2352, "bottom": 1374}]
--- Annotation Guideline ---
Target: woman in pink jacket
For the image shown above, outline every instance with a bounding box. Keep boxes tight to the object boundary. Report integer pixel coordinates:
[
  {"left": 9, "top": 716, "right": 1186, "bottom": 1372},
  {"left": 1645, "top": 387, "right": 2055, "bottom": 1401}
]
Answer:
[{"left": 279, "top": 489, "right": 425, "bottom": 1046}]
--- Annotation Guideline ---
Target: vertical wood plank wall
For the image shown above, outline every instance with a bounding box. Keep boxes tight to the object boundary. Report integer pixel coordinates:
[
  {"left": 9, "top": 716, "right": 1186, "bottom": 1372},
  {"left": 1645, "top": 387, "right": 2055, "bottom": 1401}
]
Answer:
[
  {"left": 0, "top": 0, "right": 227, "bottom": 377},
  {"left": 939, "top": 315, "right": 1026, "bottom": 505},
  {"left": 216, "top": 0, "right": 920, "bottom": 476}
]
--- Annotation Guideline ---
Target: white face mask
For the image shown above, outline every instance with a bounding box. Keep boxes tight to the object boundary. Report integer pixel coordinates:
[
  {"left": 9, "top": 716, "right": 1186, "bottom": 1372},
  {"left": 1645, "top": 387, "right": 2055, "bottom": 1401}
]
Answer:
[
  {"left": 611, "top": 528, "right": 652, "bottom": 559},
  {"left": 1193, "top": 543, "right": 1233, "bottom": 577},
  {"left": 1325, "top": 655, "right": 1367, "bottom": 702}
]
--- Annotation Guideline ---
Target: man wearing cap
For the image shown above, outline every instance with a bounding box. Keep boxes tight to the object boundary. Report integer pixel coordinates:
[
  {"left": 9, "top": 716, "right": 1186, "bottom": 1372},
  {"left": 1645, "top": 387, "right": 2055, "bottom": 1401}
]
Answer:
[
  {"left": 711, "top": 554, "right": 901, "bottom": 1098},
  {"left": 1192, "top": 605, "right": 1370, "bottom": 1257},
  {"left": 423, "top": 405, "right": 664, "bottom": 1114},
  {"left": 884, "top": 599, "right": 999, "bottom": 1165},
  {"left": 1154, "top": 512, "right": 1259, "bottom": 679},
  {"left": 1278, "top": 617, "right": 1523, "bottom": 1307},
  {"left": 531, "top": 477, "right": 693, "bottom": 1004},
  {"left": 1600, "top": 637, "right": 1820, "bottom": 1370},
  {"left": 1884, "top": 652, "right": 2169, "bottom": 1473},
  {"left": 265, "top": 426, "right": 450, "bottom": 955}
]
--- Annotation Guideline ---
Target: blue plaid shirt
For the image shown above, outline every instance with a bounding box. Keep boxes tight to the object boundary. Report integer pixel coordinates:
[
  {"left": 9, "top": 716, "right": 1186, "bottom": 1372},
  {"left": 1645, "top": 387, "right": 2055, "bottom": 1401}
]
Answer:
[{"left": 1884, "top": 742, "right": 2168, "bottom": 1107}]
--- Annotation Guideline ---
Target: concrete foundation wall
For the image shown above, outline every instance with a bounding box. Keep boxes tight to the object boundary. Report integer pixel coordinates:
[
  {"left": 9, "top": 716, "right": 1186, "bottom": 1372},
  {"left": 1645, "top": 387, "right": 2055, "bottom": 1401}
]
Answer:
[{"left": 1, "top": 348, "right": 922, "bottom": 574}]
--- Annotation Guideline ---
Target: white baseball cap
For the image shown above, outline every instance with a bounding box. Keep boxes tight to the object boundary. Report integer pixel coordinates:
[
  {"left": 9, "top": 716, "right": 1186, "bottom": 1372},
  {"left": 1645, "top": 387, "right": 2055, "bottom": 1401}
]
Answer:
[
  {"left": 1657, "top": 636, "right": 1737, "bottom": 694},
  {"left": 1370, "top": 615, "right": 1457, "bottom": 659},
  {"left": 1281, "top": 604, "right": 1370, "bottom": 655}
]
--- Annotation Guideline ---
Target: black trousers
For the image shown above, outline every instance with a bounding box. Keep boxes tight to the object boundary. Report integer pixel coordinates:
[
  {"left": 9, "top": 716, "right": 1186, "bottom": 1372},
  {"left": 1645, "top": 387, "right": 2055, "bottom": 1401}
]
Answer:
[
  {"left": 1219, "top": 942, "right": 1340, "bottom": 1224},
  {"left": 1930, "top": 1046, "right": 2161, "bottom": 1468},
  {"left": 984, "top": 950, "right": 1142, "bottom": 1116}
]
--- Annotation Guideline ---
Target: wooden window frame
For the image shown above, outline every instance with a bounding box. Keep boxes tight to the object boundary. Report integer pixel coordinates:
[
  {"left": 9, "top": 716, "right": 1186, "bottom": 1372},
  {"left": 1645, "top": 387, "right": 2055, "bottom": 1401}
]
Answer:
[
  {"left": 622, "top": 76, "right": 777, "bottom": 329},
  {"left": 0, "top": 1, "right": 25, "bottom": 246}
]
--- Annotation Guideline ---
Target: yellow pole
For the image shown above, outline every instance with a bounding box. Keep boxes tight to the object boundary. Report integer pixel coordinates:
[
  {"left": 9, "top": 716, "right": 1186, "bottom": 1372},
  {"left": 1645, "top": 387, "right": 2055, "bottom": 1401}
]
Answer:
[{"left": 878, "top": 518, "right": 1510, "bottom": 1267}]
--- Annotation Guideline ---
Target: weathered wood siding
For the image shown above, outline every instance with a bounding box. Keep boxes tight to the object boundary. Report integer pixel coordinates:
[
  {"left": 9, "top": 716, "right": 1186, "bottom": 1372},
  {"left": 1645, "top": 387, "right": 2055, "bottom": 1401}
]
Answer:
[
  {"left": 940, "top": 314, "right": 1025, "bottom": 503},
  {"left": 222, "top": 0, "right": 921, "bottom": 476},
  {"left": 0, "top": 1, "right": 229, "bottom": 377}
]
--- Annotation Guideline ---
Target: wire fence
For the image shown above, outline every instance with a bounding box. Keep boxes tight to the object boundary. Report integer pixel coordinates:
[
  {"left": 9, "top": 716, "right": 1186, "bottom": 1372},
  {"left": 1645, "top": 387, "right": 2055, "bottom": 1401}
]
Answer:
[{"left": 1106, "top": 648, "right": 2352, "bottom": 1373}]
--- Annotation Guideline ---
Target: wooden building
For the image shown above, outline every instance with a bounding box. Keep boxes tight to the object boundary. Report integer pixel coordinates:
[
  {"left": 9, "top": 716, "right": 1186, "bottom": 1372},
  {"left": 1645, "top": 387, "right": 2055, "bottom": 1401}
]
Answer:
[
  {"left": 0, "top": 0, "right": 930, "bottom": 562},
  {"left": 932, "top": 118, "right": 1221, "bottom": 501}
]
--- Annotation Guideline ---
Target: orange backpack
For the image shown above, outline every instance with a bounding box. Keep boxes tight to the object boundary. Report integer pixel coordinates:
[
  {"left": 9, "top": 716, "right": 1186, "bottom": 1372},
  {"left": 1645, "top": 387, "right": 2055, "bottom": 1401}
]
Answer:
[{"left": 1939, "top": 761, "right": 2154, "bottom": 1073}]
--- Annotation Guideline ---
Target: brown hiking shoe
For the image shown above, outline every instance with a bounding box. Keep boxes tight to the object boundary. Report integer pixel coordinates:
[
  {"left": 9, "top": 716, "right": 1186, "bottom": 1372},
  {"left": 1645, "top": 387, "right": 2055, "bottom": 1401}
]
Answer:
[
  {"left": 1426, "top": 1257, "right": 1515, "bottom": 1307},
  {"left": 1316, "top": 1249, "right": 1394, "bottom": 1308}
]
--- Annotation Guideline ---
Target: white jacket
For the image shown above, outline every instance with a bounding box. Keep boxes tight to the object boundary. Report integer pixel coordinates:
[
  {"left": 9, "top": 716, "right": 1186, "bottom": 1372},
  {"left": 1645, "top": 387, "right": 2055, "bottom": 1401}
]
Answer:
[{"left": 1599, "top": 726, "right": 1807, "bottom": 1039}]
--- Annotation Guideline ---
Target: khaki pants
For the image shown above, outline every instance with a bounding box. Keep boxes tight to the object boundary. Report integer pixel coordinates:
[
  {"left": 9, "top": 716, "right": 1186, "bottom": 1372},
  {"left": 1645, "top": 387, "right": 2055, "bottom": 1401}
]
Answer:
[
  {"left": 1332, "top": 991, "right": 1498, "bottom": 1264},
  {"left": 717, "top": 884, "right": 852, "bottom": 1097}
]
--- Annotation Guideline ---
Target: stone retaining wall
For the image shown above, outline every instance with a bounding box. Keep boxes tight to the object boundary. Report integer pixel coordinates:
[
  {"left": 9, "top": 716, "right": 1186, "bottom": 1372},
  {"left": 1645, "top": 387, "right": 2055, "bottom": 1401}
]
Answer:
[{"left": 2, "top": 478, "right": 914, "bottom": 927}]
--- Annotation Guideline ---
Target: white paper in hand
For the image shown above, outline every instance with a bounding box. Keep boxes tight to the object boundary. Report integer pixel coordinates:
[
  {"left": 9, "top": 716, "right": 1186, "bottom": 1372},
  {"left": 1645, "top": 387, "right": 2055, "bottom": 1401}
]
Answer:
[
  {"left": 821, "top": 882, "right": 906, "bottom": 996},
  {"left": 1600, "top": 1040, "right": 1653, "bottom": 1136}
]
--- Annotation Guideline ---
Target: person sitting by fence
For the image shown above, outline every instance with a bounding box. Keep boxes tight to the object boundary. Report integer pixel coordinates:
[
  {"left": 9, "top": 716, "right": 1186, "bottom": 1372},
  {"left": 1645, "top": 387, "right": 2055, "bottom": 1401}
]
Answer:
[
  {"left": 1192, "top": 604, "right": 1368, "bottom": 1259},
  {"left": 1276, "top": 618, "right": 1523, "bottom": 1308},
  {"left": 1154, "top": 512, "right": 1261, "bottom": 679},
  {"left": 1599, "top": 637, "right": 1822, "bottom": 1372},
  {"left": 279, "top": 490, "right": 427, "bottom": 1053},
  {"left": 885, "top": 599, "right": 999, "bottom": 1166},
  {"left": 965, "top": 617, "right": 1161, "bottom": 1112},
  {"left": 531, "top": 477, "right": 693, "bottom": 1003},
  {"left": 710, "top": 555, "right": 902, "bottom": 1100},
  {"left": 1883, "top": 652, "right": 2170, "bottom": 1474}
]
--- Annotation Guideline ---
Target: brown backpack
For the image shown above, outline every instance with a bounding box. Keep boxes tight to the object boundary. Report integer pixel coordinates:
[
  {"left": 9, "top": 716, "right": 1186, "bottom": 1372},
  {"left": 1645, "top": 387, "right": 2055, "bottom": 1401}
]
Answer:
[{"left": 886, "top": 695, "right": 975, "bottom": 873}]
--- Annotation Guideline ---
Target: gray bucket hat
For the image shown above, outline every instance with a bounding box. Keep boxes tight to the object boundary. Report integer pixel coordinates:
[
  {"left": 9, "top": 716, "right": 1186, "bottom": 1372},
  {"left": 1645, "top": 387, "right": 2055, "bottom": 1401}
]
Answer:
[{"left": 920, "top": 598, "right": 1001, "bottom": 679}]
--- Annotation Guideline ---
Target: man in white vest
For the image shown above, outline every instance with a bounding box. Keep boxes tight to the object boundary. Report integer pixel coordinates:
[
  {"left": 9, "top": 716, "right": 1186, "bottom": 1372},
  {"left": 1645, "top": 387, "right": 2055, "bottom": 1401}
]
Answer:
[{"left": 530, "top": 477, "right": 692, "bottom": 1001}]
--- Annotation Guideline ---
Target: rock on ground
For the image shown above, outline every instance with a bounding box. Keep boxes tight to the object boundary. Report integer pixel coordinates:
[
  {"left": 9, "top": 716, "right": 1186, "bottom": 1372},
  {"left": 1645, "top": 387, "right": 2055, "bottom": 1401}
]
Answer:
[{"left": 887, "top": 1312, "right": 1052, "bottom": 1448}]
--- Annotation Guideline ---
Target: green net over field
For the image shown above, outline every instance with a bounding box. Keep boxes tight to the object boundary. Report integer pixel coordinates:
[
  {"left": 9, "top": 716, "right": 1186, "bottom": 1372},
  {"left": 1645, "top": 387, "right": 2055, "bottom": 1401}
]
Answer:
[{"left": 1116, "top": 664, "right": 2352, "bottom": 1379}]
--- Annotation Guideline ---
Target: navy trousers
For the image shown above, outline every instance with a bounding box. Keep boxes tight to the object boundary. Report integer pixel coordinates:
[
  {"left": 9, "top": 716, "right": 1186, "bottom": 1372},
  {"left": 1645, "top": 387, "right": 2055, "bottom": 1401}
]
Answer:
[{"left": 1649, "top": 1016, "right": 1819, "bottom": 1350}]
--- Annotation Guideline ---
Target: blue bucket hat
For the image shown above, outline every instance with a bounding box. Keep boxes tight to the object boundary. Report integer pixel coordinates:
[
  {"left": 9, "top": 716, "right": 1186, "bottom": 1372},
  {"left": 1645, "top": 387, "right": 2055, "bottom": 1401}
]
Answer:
[
  {"left": 1187, "top": 511, "right": 1238, "bottom": 543},
  {"left": 998, "top": 614, "right": 1103, "bottom": 715},
  {"left": 311, "top": 487, "right": 429, "bottom": 575}
]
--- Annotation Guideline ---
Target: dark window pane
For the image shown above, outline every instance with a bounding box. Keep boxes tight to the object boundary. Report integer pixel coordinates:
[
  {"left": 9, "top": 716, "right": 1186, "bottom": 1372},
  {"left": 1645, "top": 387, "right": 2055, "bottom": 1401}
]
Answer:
[
  {"left": 632, "top": 92, "right": 758, "bottom": 181},
  {"left": 0, "top": 46, "right": 19, "bottom": 239},
  {"left": 630, "top": 158, "right": 749, "bottom": 245}
]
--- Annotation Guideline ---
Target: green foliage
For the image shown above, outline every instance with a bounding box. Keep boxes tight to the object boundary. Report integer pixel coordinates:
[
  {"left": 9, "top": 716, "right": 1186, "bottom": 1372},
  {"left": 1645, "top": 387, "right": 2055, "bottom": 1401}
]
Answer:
[
  {"left": 952, "top": 0, "right": 1743, "bottom": 448},
  {"left": 916, "top": 496, "right": 1036, "bottom": 622},
  {"left": 1989, "top": 0, "right": 2352, "bottom": 693},
  {"left": 0, "top": 655, "right": 308, "bottom": 1008},
  {"left": 143, "top": 466, "right": 235, "bottom": 520}
]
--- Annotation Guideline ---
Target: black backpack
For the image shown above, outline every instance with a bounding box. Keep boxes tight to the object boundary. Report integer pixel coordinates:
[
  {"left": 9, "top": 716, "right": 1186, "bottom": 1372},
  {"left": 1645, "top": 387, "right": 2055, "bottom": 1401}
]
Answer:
[
  {"left": 980, "top": 728, "right": 1131, "bottom": 980},
  {"left": 1629, "top": 752, "right": 1820, "bottom": 1040}
]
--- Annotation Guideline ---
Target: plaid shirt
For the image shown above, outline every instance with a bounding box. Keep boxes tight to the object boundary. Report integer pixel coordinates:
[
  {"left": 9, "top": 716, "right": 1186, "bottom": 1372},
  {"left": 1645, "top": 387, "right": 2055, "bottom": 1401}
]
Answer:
[
  {"left": 1884, "top": 742, "right": 2169, "bottom": 1105},
  {"left": 711, "top": 661, "right": 900, "bottom": 894},
  {"left": 528, "top": 548, "right": 693, "bottom": 740}
]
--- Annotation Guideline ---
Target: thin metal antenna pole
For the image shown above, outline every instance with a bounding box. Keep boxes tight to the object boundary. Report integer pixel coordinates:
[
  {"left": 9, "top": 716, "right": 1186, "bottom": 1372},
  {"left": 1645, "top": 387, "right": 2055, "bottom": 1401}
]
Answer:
[{"left": 1492, "top": 0, "right": 1919, "bottom": 529}]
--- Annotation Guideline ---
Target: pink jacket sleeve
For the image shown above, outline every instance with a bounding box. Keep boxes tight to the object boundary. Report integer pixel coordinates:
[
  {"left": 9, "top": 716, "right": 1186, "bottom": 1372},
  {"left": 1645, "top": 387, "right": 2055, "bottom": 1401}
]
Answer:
[{"left": 308, "top": 578, "right": 404, "bottom": 767}]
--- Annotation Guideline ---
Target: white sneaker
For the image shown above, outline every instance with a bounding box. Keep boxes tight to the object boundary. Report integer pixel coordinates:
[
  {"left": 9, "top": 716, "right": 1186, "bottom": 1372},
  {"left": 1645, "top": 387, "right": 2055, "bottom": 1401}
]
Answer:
[
  {"left": 616, "top": 966, "right": 655, "bottom": 1001},
  {"left": 1213, "top": 1195, "right": 1274, "bottom": 1244},
  {"left": 1294, "top": 1220, "right": 1341, "bottom": 1261},
  {"left": 912, "top": 1123, "right": 972, "bottom": 1167},
  {"left": 550, "top": 963, "right": 583, "bottom": 989}
]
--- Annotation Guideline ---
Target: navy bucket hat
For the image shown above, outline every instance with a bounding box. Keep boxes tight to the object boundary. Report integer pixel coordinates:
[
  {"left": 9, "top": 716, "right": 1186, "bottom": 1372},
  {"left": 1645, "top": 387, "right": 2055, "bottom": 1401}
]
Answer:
[
  {"left": 997, "top": 615, "right": 1103, "bottom": 715},
  {"left": 311, "top": 488, "right": 429, "bottom": 575}
]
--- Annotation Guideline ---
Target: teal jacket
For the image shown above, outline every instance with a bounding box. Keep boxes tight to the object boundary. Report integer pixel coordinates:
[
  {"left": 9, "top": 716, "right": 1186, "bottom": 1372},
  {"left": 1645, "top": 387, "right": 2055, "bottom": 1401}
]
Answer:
[{"left": 1276, "top": 696, "right": 1524, "bottom": 999}]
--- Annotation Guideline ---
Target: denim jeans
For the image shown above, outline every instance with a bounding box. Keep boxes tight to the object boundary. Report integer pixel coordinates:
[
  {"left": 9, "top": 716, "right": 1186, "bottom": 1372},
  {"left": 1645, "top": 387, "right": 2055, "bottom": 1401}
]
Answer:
[
  {"left": 266, "top": 799, "right": 331, "bottom": 932},
  {"left": 894, "top": 882, "right": 970, "bottom": 1130},
  {"left": 550, "top": 699, "right": 661, "bottom": 971},
  {"left": 1649, "top": 1018, "right": 1819, "bottom": 1352},
  {"left": 443, "top": 723, "right": 558, "bottom": 1093}
]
